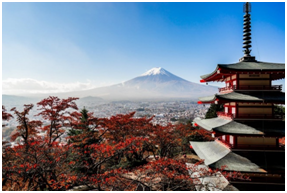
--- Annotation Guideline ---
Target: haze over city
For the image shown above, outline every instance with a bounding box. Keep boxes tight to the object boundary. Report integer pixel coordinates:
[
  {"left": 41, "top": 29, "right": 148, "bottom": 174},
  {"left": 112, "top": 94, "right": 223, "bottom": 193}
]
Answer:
[{"left": 2, "top": 2, "right": 285, "bottom": 96}]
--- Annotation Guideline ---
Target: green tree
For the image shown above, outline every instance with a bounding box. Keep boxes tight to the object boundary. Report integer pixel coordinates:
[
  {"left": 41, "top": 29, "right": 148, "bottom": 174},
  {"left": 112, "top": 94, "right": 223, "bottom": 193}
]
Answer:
[
  {"left": 274, "top": 105, "right": 285, "bottom": 120},
  {"left": 67, "top": 107, "right": 88, "bottom": 141},
  {"left": 205, "top": 104, "right": 223, "bottom": 119},
  {"left": 67, "top": 107, "right": 103, "bottom": 176}
]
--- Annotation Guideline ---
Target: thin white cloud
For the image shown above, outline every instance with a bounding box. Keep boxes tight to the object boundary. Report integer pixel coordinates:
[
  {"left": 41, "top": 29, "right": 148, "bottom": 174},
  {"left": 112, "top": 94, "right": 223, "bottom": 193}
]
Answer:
[{"left": 2, "top": 78, "right": 105, "bottom": 95}]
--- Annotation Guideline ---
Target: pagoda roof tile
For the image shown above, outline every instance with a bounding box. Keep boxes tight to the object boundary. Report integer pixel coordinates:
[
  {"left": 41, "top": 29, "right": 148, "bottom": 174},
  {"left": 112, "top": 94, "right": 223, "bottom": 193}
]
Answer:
[
  {"left": 214, "top": 121, "right": 264, "bottom": 135},
  {"left": 200, "top": 61, "right": 285, "bottom": 80},
  {"left": 210, "top": 152, "right": 266, "bottom": 173},
  {"left": 194, "top": 117, "right": 264, "bottom": 135},
  {"left": 219, "top": 61, "right": 285, "bottom": 70},
  {"left": 194, "top": 117, "right": 232, "bottom": 132},
  {"left": 198, "top": 91, "right": 285, "bottom": 103},
  {"left": 189, "top": 140, "right": 230, "bottom": 165},
  {"left": 194, "top": 117, "right": 285, "bottom": 136},
  {"left": 234, "top": 151, "right": 285, "bottom": 171},
  {"left": 235, "top": 120, "right": 285, "bottom": 136}
]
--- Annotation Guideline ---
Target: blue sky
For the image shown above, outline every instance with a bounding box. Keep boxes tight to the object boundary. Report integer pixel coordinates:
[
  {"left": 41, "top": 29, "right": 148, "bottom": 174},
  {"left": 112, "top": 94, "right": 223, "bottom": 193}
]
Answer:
[{"left": 2, "top": 2, "right": 285, "bottom": 94}]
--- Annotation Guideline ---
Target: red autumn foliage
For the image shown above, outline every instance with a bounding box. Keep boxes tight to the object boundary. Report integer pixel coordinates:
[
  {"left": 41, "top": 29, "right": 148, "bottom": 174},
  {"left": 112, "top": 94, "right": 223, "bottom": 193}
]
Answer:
[
  {"left": 10, "top": 104, "right": 42, "bottom": 145},
  {"left": 2, "top": 105, "right": 13, "bottom": 124},
  {"left": 36, "top": 96, "right": 79, "bottom": 144},
  {"left": 2, "top": 105, "right": 13, "bottom": 147},
  {"left": 2, "top": 96, "right": 247, "bottom": 191},
  {"left": 279, "top": 137, "right": 285, "bottom": 146}
]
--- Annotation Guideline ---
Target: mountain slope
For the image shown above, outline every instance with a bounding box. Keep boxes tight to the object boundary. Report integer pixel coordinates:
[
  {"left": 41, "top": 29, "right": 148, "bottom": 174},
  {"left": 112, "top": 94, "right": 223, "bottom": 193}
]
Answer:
[
  {"left": 62, "top": 67, "right": 218, "bottom": 100},
  {"left": 2, "top": 95, "right": 41, "bottom": 106}
]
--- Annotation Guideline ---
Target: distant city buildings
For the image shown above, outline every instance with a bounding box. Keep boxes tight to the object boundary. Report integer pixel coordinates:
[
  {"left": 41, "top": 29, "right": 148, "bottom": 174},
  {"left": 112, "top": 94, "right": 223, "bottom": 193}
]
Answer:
[
  {"left": 78, "top": 101, "right": 209, "bottom": 126},
  {"left": 2, "top": 100, "right": 209, "bottom": 141}
]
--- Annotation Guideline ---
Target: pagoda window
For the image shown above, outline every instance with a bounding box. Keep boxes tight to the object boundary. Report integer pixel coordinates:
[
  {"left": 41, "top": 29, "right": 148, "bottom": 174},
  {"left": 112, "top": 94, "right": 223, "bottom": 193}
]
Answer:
[{"left": 222, "top": 135, "right": 226, "bottom": 141}]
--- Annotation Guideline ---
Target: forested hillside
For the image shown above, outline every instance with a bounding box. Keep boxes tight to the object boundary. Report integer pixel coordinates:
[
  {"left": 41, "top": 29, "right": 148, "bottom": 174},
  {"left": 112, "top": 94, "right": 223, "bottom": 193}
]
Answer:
[{"left": 2, "top": 96, "right": 245, "bottom": 191}]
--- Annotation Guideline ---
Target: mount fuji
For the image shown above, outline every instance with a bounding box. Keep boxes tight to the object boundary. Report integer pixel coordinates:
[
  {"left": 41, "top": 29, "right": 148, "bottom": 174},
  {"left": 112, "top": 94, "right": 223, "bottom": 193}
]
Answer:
[{"left": 62, "top": 67, "right": 218, "bottom": 101}]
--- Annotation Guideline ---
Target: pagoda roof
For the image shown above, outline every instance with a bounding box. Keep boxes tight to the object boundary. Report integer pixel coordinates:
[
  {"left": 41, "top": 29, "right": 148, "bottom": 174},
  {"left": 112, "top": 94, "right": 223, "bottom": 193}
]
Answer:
[
  {"left": 190, "top": 140, "right": 266, "bottom": 173},
  {"left": 198, "top": 91, "right": 285, "bottom": 104},
  {"left": 193, "top": 117, "right": 231, "bottom": 132},
  {"left": 237, "top": 120, "right": 285, "bottom": 136},
  {"left": 189, "top": 140, "right": 231, "bottom": 165},
  {"left": 210, "top": 152, "right": 266, "bottom": 173},
  {"left": 200, "top": 60, "right": 285, "bottom": 82},
  {"left": 194, "top": 117, "right": 261, "bottom": 135},
  {"left": 234, "top": 151, "right": 285, "bottom": 171},
  {"left": 194, "top": 117, "right": 285, "bottom": 136}
]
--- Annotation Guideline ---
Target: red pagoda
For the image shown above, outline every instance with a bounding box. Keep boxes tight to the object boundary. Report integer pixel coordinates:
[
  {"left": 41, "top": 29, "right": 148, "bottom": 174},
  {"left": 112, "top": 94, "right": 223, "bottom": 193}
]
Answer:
[{"left": 191, "top": 3, "right": 285, "bottom": 191}]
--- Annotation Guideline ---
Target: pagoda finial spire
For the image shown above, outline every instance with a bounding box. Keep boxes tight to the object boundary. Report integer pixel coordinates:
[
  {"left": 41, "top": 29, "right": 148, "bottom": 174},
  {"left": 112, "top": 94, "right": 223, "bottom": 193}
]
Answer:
[
  {"left": 240, "top": 2, "right": 256, "bottom": 62},
  {"left": 243, "top": 2, "right": 251, "bottom": 56}
]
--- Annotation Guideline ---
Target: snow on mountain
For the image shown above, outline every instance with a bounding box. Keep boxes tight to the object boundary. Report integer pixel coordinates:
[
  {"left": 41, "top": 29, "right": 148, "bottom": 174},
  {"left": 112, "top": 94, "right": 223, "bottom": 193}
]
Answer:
[
  {"left": 36, "top": 67, "right": 219, "bottom": 101},
  {"left": 130, "top": 67, "right": 189, "bottom": 83},
  {"left": 140, "top": 67, "right": 170, "bottom": 76},
  {"left": 118, "top": 67, "right": 218, "bottom": 99}
]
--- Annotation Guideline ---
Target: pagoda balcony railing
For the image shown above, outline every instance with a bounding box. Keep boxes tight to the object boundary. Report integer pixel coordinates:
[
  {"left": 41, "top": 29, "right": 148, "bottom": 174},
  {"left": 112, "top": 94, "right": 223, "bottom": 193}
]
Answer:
[
  {"left": 218, "top": 85, "right": 235, "bottom": 92},
  {"left": 218, "top": 85, "right": 282, "bottom": 92},
  {"left": 217, "top": 112, "right": 283, "bottom": 120},
  {"left": 216, "top": 139, "right": 232, "bottom": 148}
]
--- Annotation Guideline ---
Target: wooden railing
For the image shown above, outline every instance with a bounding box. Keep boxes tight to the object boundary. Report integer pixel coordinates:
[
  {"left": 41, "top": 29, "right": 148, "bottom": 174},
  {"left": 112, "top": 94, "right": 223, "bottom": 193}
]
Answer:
[
  {"left": 216, "top": 139, "right": 232, "bottom": 148},
  {"left": 218, "top": 85, "right": 235, "bottom": 92},
  {"left": 217, "top": 112, "right": 234, "bottom": 119},
  {"left": 218, "top": 85, "right": 282, "bottom": 92},
  {"left": 217, "top": 112, "right": 283, "bottom": 120}
]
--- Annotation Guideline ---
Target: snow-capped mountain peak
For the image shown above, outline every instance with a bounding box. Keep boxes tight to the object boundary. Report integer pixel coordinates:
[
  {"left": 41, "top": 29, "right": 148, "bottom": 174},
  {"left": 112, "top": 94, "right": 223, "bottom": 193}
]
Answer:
[
  {"left": 140, "top": 67, "right": 169, "bottom": 76},
  {"left": 38, "top": 66, "right": 219, "bottom": 100}
]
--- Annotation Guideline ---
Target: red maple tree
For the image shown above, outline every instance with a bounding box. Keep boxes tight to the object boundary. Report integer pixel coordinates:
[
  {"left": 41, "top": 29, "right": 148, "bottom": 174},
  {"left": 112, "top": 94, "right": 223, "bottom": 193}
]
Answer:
[{"left": 2, "top": 96, "right": 247, "bottom": 191}]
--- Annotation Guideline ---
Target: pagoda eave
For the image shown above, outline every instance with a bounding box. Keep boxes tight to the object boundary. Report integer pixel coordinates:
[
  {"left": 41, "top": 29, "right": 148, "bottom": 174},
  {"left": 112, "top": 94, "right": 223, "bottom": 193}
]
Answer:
[
  {"left": 194, "top": 117, "right": 285, "bottom": 136},
  {"left": 200, "top": 60, "right": 285, "bottom": 82},
  {"left": 198, "top": 91, "right": 285, "bottom": 104},
  {"left": 190, "top": 140, "right": 267, "bottom": 173},
  {"left": 209, "top": 152, "right": 267, "bottom": 173},
  {"left": 201, "top": 69, "right": 285, "bottom": 82}
]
